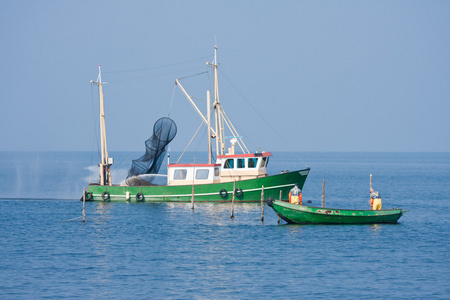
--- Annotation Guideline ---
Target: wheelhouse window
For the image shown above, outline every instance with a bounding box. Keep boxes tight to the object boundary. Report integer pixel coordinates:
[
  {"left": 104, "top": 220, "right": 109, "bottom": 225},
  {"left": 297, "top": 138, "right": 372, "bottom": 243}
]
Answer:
[
  {"left": 195, "top": 169, "right": 209, "bottom": 180},
  {"left": 174, "top": 169, "right": 187, "bottom": 180},
  {"left": 224, "top": 159, "right": 234, "bottom": 169},
  {"left": 237, "top": 158, "right": 245, "bottom": 168},
  {"left": 214, "top": 167, "right": 220, "bottom": 176},
  {"left": 248, "top": 158, "right": 257, "bottom": 168},
  {"left": 261, "top": 157, "right": 269, "bottom": 168}
]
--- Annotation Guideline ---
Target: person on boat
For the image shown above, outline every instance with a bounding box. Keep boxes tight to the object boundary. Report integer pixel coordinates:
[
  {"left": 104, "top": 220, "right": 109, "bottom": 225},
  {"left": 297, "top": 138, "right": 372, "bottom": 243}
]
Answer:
[
  {"left": 289, "top": 183, "right": 302, "bottom": 205},
  {"left": 370, "top": 188, "right": 382, "bottom": 210}
]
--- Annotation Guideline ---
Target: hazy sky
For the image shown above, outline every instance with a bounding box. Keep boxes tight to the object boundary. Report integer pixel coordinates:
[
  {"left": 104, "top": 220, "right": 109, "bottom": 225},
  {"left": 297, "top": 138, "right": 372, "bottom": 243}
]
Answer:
[{"left": 1, "top": 1, "right": 449, "bottom": 153}]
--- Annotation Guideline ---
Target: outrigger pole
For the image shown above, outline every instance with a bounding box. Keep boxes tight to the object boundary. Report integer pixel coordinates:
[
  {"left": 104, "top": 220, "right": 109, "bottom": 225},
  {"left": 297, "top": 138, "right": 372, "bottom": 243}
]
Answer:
[{"left": 91, "top": 64, "right": 112, "bottom": 186}]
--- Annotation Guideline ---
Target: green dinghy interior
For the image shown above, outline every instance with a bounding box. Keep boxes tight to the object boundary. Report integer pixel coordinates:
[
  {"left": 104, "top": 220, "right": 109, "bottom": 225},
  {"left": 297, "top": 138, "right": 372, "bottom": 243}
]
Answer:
[{"left": 266, "top": 198, "right": 407, "bottom": 225}]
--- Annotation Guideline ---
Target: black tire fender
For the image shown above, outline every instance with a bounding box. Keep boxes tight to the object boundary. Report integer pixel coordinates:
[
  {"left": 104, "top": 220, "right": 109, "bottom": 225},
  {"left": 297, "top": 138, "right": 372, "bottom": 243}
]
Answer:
[
  {"left": 101, "top": 191, "right": 110, "bottom": 201},
  {"left": 136, "top": 192, "right": 144, "bottom": 202},
  {"left": 85, "top": 191, "right": 93, "bottom": 201},
  {"left": 235, "top": 188, "right": 243, "bottom": 197},
  {"left": 219, "top": 189, "right": 228, "bottom": 198}
]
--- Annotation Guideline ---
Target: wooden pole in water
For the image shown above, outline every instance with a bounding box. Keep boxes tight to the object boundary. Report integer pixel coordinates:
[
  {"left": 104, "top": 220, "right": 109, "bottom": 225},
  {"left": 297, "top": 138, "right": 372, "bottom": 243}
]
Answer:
[
  {"left": 322, "top": 179, "right": 325, "bottom": 208},
  {"left": 191, "top": 184, "right": 195, "bottom": 210},
  {"left": 83, "top": 187, "right": 86, "bottom": 223},
  {"left": 191, "top": 158, "right": 195, "bottom": 210},
  {"left": 231, "top": 180, "right": 235, "bottom": 219},
  {"left": 278, "top": 190, "right": 282, "bottom": 224},
  {"left": 261, "top": 185, "right": 265, "bottom": 222},
  {"left": 370, "top": 174, "right": 373, "bottom": 209}
]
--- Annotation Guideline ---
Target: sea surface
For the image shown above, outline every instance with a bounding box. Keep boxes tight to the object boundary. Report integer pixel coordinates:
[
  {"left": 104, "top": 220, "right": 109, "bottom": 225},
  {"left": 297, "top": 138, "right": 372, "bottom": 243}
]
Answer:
[{"left": 0, "top": 151, "right": 449, "bottom": 299}]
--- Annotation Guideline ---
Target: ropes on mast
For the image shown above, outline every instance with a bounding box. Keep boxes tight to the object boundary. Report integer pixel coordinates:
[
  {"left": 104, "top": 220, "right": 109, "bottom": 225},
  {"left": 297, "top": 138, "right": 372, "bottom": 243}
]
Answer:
[
  {"left": 218, "top": 68, "right": 292, "bottom": 151},
  {"left": 103, "top": 55, "right": 213, "bottom": 74},
  {"left": 176, "top": 120, "right": 205, "bottom": 164},
  {"left": 106, "top": 68, "right": 206, "bottom": 83},
  {"left": 177, "top": 71, "right": 209, "bottom": 81},
  {"left": 168, "top": 85, "right": 176, "bottom": 116},
  {"left": 220, "top": 108, "right": 249, "bottom": 154}
]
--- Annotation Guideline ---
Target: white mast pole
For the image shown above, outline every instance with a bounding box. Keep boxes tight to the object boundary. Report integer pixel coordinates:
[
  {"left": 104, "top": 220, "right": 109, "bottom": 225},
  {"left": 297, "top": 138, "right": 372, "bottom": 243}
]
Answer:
[
  {"left": 207, "top": 90, "right": 212, "bottom": 164},
  {"left": 212, "top": 45, "right": 225, "bottom": 156},
  {"left": 215, "top": 62, "right": 224, "bottom": 155},
  {"left": 98, "top": 66, "right": 106, "bottom": 186},
  {"left": 207, "top": 45, "right": 221, "bottom": 157},
  {"left": 91, "top": 64, "right": 112, "bottom": 186}
]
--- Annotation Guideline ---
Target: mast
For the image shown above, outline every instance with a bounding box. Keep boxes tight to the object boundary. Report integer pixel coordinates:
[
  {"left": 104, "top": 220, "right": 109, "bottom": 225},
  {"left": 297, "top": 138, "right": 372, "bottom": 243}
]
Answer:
[
  {"left": 91, "top": 64, "right": 112, "bottom": 186},
  {"left": 208, "top": 45, "right": 225, "bottom": 156},
  {"left": 207, "top": 90, "right": 212, "bottom": 164},
  {"left": 176, "top": 45, "right": 249, "bottom": 159}
]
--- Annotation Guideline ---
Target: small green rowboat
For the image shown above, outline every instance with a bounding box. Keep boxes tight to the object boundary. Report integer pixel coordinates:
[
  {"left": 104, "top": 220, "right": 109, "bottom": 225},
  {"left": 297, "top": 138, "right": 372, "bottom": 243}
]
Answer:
[{"left": 266, "top": 198, "right": 406, "bottom": 225}]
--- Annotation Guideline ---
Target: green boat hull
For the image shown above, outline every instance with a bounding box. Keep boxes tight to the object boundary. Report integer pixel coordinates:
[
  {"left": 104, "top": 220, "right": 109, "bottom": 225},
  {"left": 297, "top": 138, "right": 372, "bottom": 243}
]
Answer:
[
  {"left": 83, "top": 168, "right": 310, "bottom": 203},
  {"left": 267, "top": 199, "right": 405, "bottom": 224}
]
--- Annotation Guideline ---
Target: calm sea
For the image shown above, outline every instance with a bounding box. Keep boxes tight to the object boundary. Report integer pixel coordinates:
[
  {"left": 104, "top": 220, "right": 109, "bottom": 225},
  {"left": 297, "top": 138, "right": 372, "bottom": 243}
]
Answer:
[{"left": 0, "top": 151, "right": 449, "bottom": 299}]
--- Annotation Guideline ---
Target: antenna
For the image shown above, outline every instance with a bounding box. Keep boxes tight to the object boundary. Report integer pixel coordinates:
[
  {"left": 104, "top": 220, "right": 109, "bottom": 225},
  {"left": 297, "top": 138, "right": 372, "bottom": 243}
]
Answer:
[
  {"left": 97, "top": 64, "right": 102, "bottom": 83},
  {"left": 214, "top": 37, "right": 218, "bottom": 65}
]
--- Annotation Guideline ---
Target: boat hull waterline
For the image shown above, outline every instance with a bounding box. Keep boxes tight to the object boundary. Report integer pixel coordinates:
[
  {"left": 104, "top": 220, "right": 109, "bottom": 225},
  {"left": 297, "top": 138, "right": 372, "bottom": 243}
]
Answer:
[
  {"left": 85, "top": 168, "right": 310, "bottom": 202},
  {"left": 267, "top": 199, "right": 406, "bottom": 224}
]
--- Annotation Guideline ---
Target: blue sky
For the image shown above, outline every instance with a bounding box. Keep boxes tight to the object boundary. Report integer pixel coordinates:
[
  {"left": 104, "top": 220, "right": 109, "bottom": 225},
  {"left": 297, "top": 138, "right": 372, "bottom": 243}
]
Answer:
[{"left": 1, "top": 0, "right": 449, "bottom": 152}]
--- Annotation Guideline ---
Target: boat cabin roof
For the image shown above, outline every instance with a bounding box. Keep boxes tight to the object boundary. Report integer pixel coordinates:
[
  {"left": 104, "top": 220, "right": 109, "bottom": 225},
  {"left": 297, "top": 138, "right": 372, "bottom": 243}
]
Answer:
[
  {"left": 168, "top": 163, "right": 221, "bottom": 168},
  {"left": 217, "top": 152, "right": 272, "bottom": 159}
]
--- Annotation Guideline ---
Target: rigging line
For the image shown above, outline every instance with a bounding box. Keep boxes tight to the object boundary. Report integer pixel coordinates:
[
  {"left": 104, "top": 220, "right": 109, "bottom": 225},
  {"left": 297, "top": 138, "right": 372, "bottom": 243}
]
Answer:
[
  {"left": 176, "top": 120, "right": 205, "bottom": 164},
  {"left": 220, "top": 110, "right": 246, "bottom": 154},
  {"left": 218, "top": 69, "right": 292, "bottom": 151},
  {"left": 110, "top": 151, "right": 133, "bottom": 174},
  {"left": 216, "top": 103, "right": 248, "bottom": 153},
  {"left": 176, "top": 70, "right": 209, "bottom": 81},
  {"left": 151, "top": 83, "right": 175, "bottom": 119},
  {"left": 90, "top": 83, "right": 101, "bottom": 161},
  {"left": 104, "top": 55, "right": 214, "bottom": 73},
  {"left": 191, "top": 96, "right": 206, "bottom": 103},
  {"left": 168, "top": 84, "right": 176, "bottom": 116},
  {"left": 89, "top": 83, "right": 100, "bottom": 182},
  {"left": 193, "top": 124, "right": 208, "bottom": 152},
  {"left": 107, "top": 67, "right": 206, "bottom": 83},
  {"left": 220, "top": 107, "right": 249, "bottom": 153},
  {"left": 211, "top": 148, "right": 216, "bottom": 162}
]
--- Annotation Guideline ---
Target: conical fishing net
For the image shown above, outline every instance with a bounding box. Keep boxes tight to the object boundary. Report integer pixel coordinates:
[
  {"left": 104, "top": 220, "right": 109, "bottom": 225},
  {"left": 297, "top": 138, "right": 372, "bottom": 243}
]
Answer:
[{"left": 126, "top": 117, "right": 177, "bottom": 184}]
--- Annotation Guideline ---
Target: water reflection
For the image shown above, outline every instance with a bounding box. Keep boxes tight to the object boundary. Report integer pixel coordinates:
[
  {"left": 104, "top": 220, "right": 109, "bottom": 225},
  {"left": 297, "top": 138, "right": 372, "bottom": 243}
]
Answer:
[
  {"left": 95, "top": 202, "right": 113, "bottom": 218},
  {"left": 369, "top": 224, "right": 382, "bottom": 233},
  {"left": 84, "top": 202, "right": 116, "bottom": 293},
  {"left": 287, "top": 225, "right": 303, "bottom": 236},
  {"left": 162, "top": 202, "right": 269, "bottom": 226}
]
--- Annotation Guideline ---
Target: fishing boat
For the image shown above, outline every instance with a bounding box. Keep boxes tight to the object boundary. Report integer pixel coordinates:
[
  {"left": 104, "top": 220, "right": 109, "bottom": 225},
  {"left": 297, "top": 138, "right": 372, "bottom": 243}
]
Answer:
[
  {"left": 266, "top": 198, "right": 406, "bottom": 224},
  {"left": 82, "top": 47, "right": 310, "bottom": 202}
]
